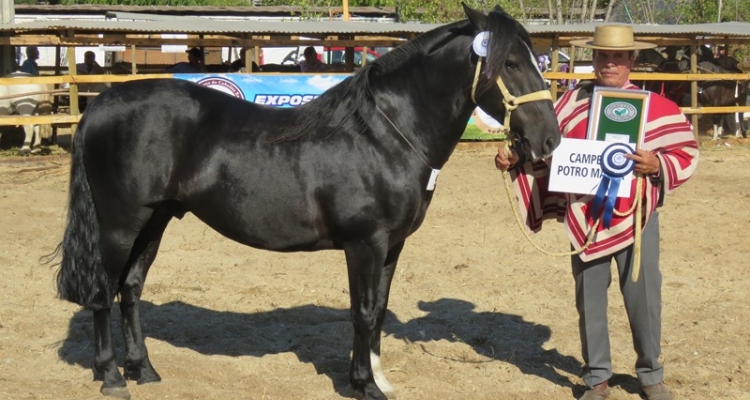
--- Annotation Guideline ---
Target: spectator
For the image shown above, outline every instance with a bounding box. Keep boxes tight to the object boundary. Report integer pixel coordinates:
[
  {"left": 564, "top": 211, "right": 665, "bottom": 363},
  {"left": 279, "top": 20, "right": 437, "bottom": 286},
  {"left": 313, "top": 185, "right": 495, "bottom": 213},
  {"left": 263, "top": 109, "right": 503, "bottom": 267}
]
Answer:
[
  {"left": 229, "top": 49, "right": 260, "bottom": 72},
  {"left": 20, "top": 46, "right": 40, "bottom": 76},
  {"left": 299, "top": 46, "right": 325, "bottom": 73},
  {"left": 76, "top": 51, "right": 104, "bottom": 75},
  {"left": 166, "top": 47, "right": 206, "bottom": 73}
]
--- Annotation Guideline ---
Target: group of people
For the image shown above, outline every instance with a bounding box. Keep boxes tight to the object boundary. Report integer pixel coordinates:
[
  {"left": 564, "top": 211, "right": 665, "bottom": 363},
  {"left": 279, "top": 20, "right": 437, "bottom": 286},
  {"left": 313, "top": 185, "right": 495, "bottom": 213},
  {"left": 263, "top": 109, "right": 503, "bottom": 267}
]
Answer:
[
  {"left": 18, "top": 46, "right": 104, "bottom": 77},
  {"left": 496, "top": 25, "right": 699, "bottom": 400},
  {"left": 19, "top": 45, "right": 331, "bottom": 75},
  {"left": 165, "top": 45, "right": 325, "bottom": 73}
]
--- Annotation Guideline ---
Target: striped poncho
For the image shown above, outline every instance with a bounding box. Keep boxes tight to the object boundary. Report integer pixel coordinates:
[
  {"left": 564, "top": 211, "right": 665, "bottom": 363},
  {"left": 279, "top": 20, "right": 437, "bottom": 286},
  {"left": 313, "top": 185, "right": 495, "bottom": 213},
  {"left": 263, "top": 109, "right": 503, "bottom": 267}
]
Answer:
[{"left": 510, "top": 83, "right": 699, "bottom": 261}]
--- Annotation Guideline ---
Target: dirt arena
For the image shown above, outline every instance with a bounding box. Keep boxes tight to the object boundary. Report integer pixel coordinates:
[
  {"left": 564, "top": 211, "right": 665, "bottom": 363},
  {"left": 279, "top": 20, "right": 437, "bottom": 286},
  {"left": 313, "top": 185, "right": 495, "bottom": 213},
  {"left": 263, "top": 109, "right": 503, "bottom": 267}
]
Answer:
[{"left": 0, "top": 142, "right": 748, "bottom": 400}]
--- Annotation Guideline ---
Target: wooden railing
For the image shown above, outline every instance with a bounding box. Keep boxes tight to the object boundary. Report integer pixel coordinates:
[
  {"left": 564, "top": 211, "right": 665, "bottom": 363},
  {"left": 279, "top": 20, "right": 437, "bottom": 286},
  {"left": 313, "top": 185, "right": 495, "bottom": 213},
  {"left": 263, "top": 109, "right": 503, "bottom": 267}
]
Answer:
[{"left": 0, "top": 71, "right": 748, "bottom": 131}]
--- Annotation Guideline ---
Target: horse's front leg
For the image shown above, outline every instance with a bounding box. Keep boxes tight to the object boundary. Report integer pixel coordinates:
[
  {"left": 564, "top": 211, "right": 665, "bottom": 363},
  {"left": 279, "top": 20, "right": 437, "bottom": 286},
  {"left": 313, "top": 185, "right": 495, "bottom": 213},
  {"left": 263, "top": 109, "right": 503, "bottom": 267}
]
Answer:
[
  {"left": 344, "top": 238, "right": 403, "bottom": 400},
  {"left": 93, "top": 308, "right": 129, "bottom": 399},
  {"left": 370, "top": 241, "right": 404, "bottom": 399},
  {"left": 19, "top": 123, "right": 35, "bottom": 155}
]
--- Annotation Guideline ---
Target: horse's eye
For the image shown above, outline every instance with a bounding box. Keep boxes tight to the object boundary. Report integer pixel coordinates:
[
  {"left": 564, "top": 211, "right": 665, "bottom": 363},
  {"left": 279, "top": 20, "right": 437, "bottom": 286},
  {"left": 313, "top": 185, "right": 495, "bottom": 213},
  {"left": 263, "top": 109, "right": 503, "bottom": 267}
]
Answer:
[{"left": 505, "top": 61, "right": 519, "bottom": 70}]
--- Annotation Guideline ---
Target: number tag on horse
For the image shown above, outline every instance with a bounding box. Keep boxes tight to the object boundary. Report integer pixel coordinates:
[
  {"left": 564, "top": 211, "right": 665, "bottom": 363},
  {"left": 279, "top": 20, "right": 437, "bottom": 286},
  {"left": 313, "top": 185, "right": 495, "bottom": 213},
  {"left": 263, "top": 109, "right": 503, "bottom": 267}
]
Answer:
[{"left": 426, "top": 169, "right": 441, "bottom": 191}]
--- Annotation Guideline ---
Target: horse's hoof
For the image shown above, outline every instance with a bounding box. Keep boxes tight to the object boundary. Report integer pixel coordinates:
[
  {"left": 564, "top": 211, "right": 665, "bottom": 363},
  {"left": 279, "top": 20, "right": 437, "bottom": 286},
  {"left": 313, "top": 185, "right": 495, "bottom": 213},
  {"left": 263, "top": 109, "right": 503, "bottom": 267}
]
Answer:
[
  {"left": 30, "top": 147, "right": 42, "bottom": 155},
  {"left": 100, "top": 385, "right": 131, "bottom": 400},
  {"left": 124, "top": 359, "right": 162, "bottom": 384},
  {"left": 18, "top": 148, "right": 30, "bottom": 156}
]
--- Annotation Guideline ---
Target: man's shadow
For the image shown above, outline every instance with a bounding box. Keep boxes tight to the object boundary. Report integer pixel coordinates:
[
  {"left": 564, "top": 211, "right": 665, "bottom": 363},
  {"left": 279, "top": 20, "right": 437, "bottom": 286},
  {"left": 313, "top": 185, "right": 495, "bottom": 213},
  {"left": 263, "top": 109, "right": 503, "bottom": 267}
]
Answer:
[{"left": 57, "top": 299, "right": 639, "bottom": 397}]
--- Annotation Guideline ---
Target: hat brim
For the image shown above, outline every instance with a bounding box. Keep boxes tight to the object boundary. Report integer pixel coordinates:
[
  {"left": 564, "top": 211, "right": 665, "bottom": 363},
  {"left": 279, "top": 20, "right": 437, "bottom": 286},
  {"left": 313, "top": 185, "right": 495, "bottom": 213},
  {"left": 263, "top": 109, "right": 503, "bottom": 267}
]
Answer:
[{"left": 569, "top": 39, "right": 656, "bottom": 50}]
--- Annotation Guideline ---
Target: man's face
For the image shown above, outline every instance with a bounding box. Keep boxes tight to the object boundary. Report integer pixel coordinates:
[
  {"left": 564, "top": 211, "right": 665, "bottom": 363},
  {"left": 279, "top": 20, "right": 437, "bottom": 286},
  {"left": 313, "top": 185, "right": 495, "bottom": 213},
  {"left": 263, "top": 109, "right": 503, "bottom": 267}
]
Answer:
[
  {"left": 593, "top": 50, "right": 634, "bottom": 88},
  {"left": 84, "top": 53, "right": 95, "bottom": 66}
]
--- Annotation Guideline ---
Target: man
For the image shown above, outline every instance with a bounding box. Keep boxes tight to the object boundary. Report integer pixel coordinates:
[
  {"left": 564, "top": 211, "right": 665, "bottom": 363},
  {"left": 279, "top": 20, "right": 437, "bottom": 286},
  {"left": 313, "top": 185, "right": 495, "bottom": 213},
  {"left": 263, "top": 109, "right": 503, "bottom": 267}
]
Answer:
[
  {"left": 495, "top": 26, "right": 699, "bottom": 400},
  {"left": 20, "top": 46, "right": 40, "bottom": 76},
  {"left": 166, "top": 47, "right": 206, "bottom": 73},
  {"left": 76, "top": 51, "right": 104, "bottom": 75},
  {"left": 229, "top": 48, "right": 260, "bottom": 72},
  {"left": 74, "top": 51, "right": 105, "bottom": 111},
  {"left": 299, "top": 46, "right": 325, "bottom": 72}
]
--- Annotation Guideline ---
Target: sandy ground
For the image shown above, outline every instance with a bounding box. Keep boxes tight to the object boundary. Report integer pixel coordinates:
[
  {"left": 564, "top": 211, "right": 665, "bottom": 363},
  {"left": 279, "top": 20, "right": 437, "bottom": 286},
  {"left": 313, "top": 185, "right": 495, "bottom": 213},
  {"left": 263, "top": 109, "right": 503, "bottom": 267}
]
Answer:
[{"left": 0, "top": 142, "right": 749, "bottom": 400}]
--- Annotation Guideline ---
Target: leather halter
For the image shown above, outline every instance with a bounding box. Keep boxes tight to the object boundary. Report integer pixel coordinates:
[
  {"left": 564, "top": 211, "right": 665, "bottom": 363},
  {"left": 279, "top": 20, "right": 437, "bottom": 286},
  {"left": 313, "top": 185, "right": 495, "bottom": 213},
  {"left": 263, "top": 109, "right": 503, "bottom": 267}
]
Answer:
[{"left": 471, "top": 57, "right": 553, "bottom": 136}]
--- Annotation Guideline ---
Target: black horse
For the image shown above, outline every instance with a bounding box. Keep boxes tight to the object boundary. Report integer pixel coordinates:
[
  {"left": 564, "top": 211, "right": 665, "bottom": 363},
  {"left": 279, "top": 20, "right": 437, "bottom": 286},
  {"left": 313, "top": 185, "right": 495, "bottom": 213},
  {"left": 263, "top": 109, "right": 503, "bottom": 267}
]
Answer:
[{"left": 55, "top": 4, "right": 560, "bottom": 400}]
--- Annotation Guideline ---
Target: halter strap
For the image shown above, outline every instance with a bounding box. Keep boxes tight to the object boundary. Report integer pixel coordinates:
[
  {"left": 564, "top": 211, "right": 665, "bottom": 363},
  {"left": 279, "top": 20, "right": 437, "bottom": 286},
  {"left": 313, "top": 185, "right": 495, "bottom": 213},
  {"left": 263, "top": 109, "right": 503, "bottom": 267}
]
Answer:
[{"left": 471, "top": 58, "right": 553, "bottom": 136}]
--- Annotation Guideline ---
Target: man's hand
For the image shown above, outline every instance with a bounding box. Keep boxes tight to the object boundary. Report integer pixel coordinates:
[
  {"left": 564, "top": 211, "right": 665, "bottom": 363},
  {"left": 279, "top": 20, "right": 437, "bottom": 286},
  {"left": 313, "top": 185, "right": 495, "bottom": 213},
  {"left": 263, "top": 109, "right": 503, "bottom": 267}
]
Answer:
[
  {"left": 495, "top": 147, "right": 519, "bottom": 171},
  {"left": 625, "top": 149, "right": 660, "bottom": 175}
]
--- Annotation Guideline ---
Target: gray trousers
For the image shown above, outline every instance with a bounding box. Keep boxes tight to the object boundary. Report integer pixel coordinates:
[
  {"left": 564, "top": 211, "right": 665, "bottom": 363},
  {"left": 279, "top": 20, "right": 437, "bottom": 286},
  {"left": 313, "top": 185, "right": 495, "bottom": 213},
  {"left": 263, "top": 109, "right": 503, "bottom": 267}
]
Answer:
[{"left": 571, "top": 211, "right": 663, "bottom": 388}]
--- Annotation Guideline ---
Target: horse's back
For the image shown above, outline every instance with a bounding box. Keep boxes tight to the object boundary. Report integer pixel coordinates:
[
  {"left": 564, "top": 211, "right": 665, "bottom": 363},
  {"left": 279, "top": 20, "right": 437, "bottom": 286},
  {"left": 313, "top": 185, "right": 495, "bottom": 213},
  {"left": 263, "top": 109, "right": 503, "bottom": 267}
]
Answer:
[{"left": 78, "top": 78, "right": 416, "bottom": 251}]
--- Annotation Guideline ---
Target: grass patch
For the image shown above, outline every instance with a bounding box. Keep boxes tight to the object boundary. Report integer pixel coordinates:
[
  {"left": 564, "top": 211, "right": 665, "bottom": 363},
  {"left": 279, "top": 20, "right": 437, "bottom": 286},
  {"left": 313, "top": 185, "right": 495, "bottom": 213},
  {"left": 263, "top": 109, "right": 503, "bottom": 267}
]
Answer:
[
  {"left": 460, "top": 125, "right": 506, "bottom": 141},
  {"left": 0, "top": 145, "right": 70, "bottom": 158}
]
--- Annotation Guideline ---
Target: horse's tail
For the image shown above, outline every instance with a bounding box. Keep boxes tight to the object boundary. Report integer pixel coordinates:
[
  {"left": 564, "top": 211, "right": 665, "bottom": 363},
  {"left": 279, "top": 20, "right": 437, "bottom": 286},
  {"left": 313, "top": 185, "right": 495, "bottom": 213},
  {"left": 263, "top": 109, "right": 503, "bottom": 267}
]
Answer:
[{"left": 56, "top": 123, "right": 112, "bottom": 310}]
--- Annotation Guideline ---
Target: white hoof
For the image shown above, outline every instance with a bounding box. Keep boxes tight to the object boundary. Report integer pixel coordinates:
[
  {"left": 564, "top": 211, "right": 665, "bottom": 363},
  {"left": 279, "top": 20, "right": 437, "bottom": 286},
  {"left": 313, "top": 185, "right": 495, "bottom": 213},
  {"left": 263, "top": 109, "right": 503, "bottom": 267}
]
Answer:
[{"left": 371, "top": 351, "right": 396, "bottom": 399}]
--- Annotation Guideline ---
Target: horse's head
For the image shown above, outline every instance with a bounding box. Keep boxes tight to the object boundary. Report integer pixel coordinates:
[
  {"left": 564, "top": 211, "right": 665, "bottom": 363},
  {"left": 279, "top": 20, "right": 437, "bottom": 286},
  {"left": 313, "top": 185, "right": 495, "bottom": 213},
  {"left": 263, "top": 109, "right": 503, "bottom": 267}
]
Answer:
[{"left": 463, "top": 4, "right": 560, "bottom": 160}]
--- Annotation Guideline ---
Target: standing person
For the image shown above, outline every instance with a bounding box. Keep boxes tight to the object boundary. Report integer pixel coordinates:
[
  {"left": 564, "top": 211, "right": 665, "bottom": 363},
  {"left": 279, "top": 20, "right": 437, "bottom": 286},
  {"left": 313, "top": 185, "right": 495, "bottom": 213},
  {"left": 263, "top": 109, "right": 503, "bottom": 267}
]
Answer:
[
  {"left": 299, "top": 46, "right": 325, "bottom": 72},
  {"left": 20, "top": 46, "right": 40, "bottom": 76},
  {"left": 495, "top": 25, "right": 699, "bottom": 400}
]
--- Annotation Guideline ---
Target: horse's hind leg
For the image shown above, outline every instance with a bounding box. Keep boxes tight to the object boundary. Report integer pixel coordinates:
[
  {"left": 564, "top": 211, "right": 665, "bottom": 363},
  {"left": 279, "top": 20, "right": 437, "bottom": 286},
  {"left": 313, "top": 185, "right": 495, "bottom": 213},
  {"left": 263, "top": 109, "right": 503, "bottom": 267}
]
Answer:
[
  {"left": 344, "top": 238, "right": 404, "bottom": 400},
  {"left": 119, "top": 208, "right": 173, "bottom": 384},
  {"left": 93, "top": 308, "right": 130, "bottom": 399}
]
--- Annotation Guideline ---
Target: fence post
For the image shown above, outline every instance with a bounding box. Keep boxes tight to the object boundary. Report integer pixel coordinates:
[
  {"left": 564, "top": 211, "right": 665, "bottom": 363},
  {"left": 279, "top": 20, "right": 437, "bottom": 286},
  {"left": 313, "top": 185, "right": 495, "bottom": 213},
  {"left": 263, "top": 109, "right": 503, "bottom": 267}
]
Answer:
[
  {"left": 690, "top": 43, "right": 699, "bottom": 141},
  {"left": 67, "top": 38, "right": 80, "bottom": 136}
]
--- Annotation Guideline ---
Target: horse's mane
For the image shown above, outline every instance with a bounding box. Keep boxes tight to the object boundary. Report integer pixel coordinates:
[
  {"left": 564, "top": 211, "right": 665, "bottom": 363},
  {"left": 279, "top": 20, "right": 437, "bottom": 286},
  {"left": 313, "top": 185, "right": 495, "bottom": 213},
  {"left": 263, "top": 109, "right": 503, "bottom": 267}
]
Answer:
[
  {"left": 478, "top": 9, "right": 534, "bottom": 95},
  {"left": 269, "top": 7, "right": 527, "bottom": 144},
  {"left": 267, "top": 25, "right": 462, "bottom": 144}
]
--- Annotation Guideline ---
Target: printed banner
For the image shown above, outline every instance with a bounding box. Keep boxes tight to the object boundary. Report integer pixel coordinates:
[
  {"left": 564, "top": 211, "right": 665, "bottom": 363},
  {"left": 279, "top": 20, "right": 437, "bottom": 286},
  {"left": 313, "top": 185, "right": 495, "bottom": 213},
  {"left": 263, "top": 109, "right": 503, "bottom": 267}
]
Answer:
[
  {"left": 172, "top": 73, "right": 348, "bottom": 106},
  {"left": 172, "top": 73, "right": 496, "bottom": 139}
]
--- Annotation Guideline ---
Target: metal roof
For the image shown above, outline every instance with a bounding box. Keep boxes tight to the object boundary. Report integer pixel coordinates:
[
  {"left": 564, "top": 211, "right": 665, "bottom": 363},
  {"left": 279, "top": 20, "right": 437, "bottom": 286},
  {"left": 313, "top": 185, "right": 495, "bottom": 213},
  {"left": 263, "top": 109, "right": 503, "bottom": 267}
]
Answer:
[
  {"left": 0, "top": 18, "right": 441, "bottom": 37},
  {"left": 3, "top": 15, "right": 750, "bottom": 46},
  {"left": 15, "top": 4, "right": 398, "bottom": 18},
  {"left": 527, "top": 22, "right": 750, "bottom": 44}
]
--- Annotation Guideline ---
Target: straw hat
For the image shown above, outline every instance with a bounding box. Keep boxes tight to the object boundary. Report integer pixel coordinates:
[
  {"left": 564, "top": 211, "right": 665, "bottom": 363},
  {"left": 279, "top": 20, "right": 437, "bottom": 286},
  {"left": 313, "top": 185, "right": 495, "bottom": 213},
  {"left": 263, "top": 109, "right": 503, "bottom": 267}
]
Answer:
[{"left": 569, "top": 25, "right": 656, "bottom": 50}]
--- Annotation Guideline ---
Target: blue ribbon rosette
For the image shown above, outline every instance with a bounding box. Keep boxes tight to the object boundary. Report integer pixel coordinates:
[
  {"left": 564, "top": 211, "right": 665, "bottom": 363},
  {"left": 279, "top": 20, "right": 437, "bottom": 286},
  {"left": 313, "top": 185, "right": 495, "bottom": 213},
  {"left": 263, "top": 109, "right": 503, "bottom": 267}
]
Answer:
[{"left": 590, "top": 143, "right": 635, "bottom": 228}]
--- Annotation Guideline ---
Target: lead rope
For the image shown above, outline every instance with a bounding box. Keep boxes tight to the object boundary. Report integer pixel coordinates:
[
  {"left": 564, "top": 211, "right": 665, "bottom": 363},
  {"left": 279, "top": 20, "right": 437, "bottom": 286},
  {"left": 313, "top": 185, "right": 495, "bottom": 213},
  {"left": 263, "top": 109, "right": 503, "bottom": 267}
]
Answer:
[{"left": 499, "top": 141, "right": 645, "bottom": 281}]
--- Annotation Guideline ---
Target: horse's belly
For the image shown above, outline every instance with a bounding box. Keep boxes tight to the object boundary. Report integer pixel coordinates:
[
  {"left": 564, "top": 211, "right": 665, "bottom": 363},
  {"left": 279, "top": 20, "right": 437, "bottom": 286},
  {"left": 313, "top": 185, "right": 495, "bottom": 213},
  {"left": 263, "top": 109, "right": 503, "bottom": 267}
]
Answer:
[{"left": 189, "top": 201, "right": 332, "bottom": 252}]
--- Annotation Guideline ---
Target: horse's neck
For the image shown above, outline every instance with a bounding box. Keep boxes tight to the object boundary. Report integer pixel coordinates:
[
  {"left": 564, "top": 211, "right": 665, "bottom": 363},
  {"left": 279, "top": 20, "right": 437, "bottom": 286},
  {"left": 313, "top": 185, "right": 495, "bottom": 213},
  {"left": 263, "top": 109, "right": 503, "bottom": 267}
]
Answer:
[{"left": 372, "top": 73, "right": 474, "bottom": 168}]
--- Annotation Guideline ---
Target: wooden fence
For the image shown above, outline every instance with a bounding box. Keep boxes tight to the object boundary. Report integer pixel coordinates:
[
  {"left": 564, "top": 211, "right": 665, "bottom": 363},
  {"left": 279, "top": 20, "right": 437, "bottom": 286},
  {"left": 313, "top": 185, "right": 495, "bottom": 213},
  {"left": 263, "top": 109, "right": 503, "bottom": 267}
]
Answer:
[{"left": 0, "top": 71, "right": 748, "bottom": 136}]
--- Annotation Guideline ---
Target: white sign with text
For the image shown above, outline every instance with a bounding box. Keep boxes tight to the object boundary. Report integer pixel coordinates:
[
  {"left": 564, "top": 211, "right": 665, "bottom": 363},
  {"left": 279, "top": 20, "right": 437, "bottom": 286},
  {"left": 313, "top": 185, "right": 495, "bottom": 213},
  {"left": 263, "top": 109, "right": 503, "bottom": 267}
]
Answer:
[{"left": 548, "top": 138, "right": 633, "bottom": 197}]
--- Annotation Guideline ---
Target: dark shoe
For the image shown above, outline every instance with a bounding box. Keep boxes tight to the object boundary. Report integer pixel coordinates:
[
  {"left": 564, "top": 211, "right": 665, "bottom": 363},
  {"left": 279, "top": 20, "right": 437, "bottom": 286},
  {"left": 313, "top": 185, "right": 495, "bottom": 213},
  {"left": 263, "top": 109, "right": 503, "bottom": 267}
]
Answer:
[
  {"left": 579, "top": 381, "right": 610, "bottom": 400},
  {"left": 642, "top": 382, "right": 673, "bottom": 400}
]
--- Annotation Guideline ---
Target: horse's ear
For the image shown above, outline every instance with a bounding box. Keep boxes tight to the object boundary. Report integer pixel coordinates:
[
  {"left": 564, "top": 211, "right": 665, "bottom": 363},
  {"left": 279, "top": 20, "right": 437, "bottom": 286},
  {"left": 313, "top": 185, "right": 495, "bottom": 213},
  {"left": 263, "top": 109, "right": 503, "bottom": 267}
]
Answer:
[
  {"left": 492, "top": 5, "right": 505, "bottom": 13},
  {"left": 462, "top": 2, "right": 487, "bottom": 31}
]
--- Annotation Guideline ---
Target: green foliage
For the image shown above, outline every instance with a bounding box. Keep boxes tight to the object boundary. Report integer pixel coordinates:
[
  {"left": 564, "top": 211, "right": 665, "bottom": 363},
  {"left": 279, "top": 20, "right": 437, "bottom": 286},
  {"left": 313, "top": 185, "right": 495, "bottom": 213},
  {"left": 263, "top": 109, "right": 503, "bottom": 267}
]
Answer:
[{"left": 54, "top": 0, "right": 251, "bottom": 5}]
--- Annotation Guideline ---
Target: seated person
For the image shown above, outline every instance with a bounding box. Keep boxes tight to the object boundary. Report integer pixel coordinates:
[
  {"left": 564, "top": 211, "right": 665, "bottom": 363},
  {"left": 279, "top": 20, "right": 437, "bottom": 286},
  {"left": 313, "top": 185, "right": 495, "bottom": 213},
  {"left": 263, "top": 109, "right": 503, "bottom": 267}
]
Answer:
[
  {"left": 76, "top": 51, "right": 104, "bottom": 75},
  {"left": 20, "top": 46, "right": 40, "bottom": 76},
  {"left": 166, "top": 47, "right": 207, "bottom": 73},
  {"left": 229, "top": 49, "right": 260, "bottom": 72},
  {"left": 299, "top": 47, "right": 325, "bottom": 73}
]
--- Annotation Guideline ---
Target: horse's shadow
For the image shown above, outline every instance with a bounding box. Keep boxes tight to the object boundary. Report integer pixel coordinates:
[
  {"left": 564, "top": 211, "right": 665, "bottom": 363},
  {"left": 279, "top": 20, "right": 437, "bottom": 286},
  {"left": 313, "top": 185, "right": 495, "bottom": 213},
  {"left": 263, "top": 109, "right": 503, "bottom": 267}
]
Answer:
[{"left": 58, "top": 298, "right": 637, "bottom": 397}]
